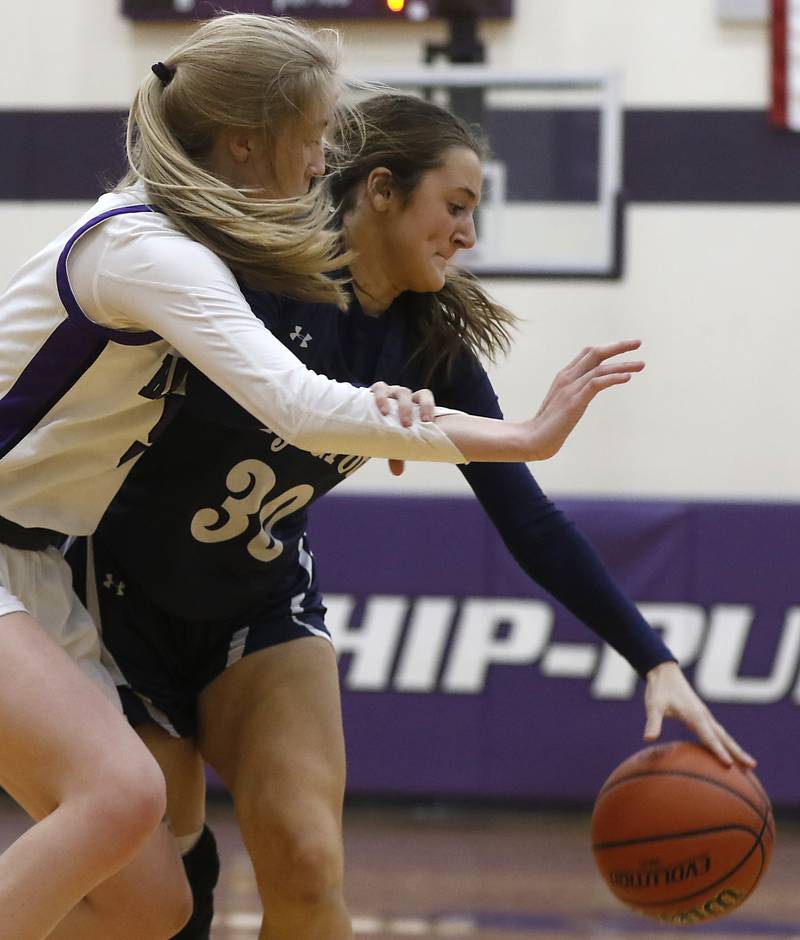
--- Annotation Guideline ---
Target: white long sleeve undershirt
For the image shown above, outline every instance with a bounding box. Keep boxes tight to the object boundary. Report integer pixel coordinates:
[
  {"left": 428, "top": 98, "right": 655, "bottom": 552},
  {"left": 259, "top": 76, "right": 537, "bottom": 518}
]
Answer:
[{"left": 68, "top": 203, "right": 466, "bottom": 464}]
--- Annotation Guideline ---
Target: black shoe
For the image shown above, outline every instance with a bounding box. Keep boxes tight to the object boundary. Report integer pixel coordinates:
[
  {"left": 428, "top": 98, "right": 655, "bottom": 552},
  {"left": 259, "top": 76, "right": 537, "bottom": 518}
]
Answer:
[{"left": 171, "top": 825, "right": 220, "bottom": 940}]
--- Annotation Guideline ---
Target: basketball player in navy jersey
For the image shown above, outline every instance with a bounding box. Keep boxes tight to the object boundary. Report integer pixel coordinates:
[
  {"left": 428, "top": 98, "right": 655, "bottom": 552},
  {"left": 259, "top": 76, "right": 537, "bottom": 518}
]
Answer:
[
  {"left": 0, "top": 15, "right": 642, "bottom": 938},
  {"left": 70, "top": 94, "right": 754, "bottom": 940}
]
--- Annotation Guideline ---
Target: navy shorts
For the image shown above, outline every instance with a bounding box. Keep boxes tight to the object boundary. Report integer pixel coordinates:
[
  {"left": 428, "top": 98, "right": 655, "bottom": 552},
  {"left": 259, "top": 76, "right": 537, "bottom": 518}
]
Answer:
[{"left": 67, "top": 534, "right": 329, "bottom": 738}]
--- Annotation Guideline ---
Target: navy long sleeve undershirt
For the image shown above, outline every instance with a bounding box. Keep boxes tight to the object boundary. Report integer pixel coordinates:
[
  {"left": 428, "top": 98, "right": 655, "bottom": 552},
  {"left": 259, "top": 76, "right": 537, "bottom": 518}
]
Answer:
[
  {"left": 338, "top": 298, "right": 675, "bottom": 677},
  {"left": 431, "top": 355, "right": 676, "bottom": 678}
]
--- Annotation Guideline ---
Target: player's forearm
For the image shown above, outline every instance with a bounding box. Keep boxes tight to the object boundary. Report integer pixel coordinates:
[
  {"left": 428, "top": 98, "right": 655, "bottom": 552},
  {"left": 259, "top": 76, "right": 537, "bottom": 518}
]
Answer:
[{"left": 434, "top": 413, "right": 545, "bottom": 462}]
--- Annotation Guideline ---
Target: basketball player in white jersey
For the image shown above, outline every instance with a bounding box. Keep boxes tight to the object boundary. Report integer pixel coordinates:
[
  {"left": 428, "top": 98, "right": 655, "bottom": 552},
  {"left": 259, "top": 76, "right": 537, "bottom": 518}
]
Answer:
[{"left": 0, "top": 14, "right": 647, "bottom": 939}]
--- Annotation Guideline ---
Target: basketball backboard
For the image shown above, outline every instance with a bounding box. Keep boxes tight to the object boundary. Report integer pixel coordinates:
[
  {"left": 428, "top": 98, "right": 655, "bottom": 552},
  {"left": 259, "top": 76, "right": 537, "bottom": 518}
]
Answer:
[{"left": 354, "top": 66, "right": 625, "bottom": 279}]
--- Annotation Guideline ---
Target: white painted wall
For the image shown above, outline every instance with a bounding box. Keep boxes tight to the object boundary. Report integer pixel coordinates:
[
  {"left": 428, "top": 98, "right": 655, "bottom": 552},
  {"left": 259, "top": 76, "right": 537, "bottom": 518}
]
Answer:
[
  {"left": 0, "top": 1, "right": 770, "bottom": 107},
  {"left": 2, "top": 1, "right": 797, "bottom": 500}
]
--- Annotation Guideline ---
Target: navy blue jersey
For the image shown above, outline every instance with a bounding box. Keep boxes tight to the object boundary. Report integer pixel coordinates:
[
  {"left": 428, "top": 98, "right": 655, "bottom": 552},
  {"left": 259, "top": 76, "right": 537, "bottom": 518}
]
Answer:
[
  {"left": 96, "top": 290, "right": 398, "bottom": 624},
  {"left": 96, "top": 288, "right": 674, "bottom": 675}
]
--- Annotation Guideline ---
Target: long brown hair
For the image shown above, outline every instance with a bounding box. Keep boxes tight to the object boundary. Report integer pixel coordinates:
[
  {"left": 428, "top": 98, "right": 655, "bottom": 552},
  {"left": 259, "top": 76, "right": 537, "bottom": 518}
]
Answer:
[
  {"left": 329, "top": 93, "right": 517, "bottom": 381},
  {"left": 120, "top": 14, "right": 350, "bottom": 306}
]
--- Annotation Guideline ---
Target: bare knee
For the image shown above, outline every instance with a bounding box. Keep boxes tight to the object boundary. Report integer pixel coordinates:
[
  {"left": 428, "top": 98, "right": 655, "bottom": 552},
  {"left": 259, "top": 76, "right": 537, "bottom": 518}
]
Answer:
[
  {"left": 248, "top": 809, "right": 343, "bottom": 907},
  {"left": 76, "top": 751, "right": 167, "bottom": 870},
  {"left": 281, "top": 831, "right": 342, "bottom": 906},
  {"left": 98, "top": 752, "right": 166, "bottom": 841}
]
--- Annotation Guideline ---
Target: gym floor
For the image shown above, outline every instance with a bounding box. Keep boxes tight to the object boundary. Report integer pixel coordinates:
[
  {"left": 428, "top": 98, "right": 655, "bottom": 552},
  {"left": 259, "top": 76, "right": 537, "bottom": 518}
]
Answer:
[
  {"left": 0, "top": 797, "right": 796, "bottom": 938},
  {"left": 207, "top": 801, "right": 800, "bottom": 939}
]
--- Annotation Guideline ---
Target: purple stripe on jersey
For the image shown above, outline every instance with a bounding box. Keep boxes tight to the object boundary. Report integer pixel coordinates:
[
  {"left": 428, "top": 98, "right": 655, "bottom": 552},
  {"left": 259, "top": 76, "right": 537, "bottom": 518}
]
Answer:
[
  {"left": 0, "top": 319, "right": 106, "bottom": 459},
  {"left": 55, "top": 204, "right": 161, "bottom": 346},
  {"left": 0, "top": 205, "right": 162, "bottom": 459}
]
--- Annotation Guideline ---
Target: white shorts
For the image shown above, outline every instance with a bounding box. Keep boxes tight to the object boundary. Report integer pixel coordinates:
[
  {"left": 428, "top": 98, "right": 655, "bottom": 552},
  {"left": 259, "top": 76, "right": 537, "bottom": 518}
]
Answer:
[{"left": 0, "top": 543, "right": 121, "bottom": 706}]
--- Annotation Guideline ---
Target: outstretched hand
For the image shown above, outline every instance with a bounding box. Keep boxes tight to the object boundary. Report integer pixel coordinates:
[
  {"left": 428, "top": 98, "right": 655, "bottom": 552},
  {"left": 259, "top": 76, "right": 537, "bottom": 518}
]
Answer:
[
  {"left": 368, "top": 341, "right": 644, "bottom": 470},
  {"left": 643, "top": 661, "right": 756, "bottom": 768},
  {"left": 526, "top": 340, "right": 644, "bottom": 460}
]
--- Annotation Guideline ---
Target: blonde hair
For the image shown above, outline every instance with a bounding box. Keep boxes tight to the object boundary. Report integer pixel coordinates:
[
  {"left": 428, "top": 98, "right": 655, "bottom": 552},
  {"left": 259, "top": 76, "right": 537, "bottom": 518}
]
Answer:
[{"left": 121, "top": 14, "right": 349, "bottom": 306}]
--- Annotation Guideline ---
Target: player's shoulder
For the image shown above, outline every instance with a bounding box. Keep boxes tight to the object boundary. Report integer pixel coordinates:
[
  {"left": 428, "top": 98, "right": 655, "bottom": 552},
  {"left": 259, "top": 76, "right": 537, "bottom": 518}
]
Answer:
[
  {"left": 93, "top": 188, "right": 190, "bottom": 243},
  {"left": 74, "top": 187, "right": 164, "bottom": 230},
  {"left": 85, "top": 188, "right": 236, "bottom": 289},
  {"left": 397, "top": 297, "right": 486, "bottom": 394},
  {"left": 246, "top": 289, "right": 340, "bottom": 336},
  {"left": 277, "top": 296, "right": 339, "bottom": 331},
  {"left": 424, "top": 340, "right": 492, "bottom": 411}
]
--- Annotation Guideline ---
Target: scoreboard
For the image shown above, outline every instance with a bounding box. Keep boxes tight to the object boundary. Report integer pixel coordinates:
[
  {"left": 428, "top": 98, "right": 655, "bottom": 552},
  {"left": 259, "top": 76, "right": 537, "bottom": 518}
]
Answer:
[{"left": 122, "top": 1, "right": 513, "bottom": 21}]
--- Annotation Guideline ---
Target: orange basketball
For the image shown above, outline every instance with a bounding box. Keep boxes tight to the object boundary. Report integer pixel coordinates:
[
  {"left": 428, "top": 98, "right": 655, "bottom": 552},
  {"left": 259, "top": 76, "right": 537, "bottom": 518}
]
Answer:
[{"left": 591, "top": 742, "right": 775, "bottom": 925}]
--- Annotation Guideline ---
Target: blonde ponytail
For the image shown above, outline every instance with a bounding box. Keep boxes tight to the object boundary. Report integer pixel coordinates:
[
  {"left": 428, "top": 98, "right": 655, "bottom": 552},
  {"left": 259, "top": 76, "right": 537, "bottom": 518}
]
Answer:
[{"left": 120, "top": 14, "right": 350, "bottom": 306}]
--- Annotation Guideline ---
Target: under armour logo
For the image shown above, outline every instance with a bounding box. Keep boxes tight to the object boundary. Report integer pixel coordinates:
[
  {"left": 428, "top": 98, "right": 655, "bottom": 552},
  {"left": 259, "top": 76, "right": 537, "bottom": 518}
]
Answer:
[
  {"left": 289, "top": 326, "right": 312, "bottom": 348},
  {"left": 103, "top": 573, "right": 126, "bottom": 597}
]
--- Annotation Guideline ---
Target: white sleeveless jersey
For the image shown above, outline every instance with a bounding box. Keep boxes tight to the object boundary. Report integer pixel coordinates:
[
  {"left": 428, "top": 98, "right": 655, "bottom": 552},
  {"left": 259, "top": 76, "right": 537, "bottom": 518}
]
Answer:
[
  {"left": 0, "top": 189, "right": 464, "bottom": 535},
  {"left": 0, "top": 193, "right": 183, "bottom": 534}
]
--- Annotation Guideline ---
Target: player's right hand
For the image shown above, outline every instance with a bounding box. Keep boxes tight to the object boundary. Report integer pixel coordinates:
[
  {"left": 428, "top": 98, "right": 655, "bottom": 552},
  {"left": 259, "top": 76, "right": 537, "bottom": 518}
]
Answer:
[{"left": 525, "top": 340, "right": 644, "bottom": 460}]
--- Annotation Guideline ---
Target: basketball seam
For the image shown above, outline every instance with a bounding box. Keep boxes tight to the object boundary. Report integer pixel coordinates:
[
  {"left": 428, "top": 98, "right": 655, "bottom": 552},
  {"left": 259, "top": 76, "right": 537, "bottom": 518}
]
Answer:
[
  {"left": 601, "top": 807, "right": 772, "bottom": 910},
  {"left": 745, "top": 770, "right": 773, "bottom": 822},
  {"left": 624, "top": 827, "right": 765, "bottom": 909},
  {"left": 596, "top": 770, "right": 766, "bottom": 822},
  {"left": 592, "top": 823, "right": 758, "bottom": 851}
]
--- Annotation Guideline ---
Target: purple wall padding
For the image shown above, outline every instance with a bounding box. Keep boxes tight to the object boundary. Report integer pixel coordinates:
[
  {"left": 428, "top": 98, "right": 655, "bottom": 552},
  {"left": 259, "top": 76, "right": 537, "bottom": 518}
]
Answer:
[{"left": 295, "top": 495, "right": 800, "bottom": 808}]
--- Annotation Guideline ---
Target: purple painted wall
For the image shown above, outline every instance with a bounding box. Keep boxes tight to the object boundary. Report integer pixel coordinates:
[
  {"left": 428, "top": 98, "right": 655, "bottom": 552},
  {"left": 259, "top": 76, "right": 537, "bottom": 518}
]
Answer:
[
  {"left": 304, "top": 496, "right": 800, "bottom": 808},
  {"left": 5, "top": 110, "right": 800, "bottom": 203}
]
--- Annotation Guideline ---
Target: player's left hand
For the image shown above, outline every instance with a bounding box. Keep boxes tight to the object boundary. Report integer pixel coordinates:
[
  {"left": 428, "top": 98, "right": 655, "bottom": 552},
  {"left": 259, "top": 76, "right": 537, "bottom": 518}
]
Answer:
[
  {"left": 369, "top": 382, "right": 436, "bottom": 476},
  {"left": 643, "top": 661, "right": 757, "bottom": 769},
  {"left": 369, "top": 382, "right": 436, "bottom": 425}
]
